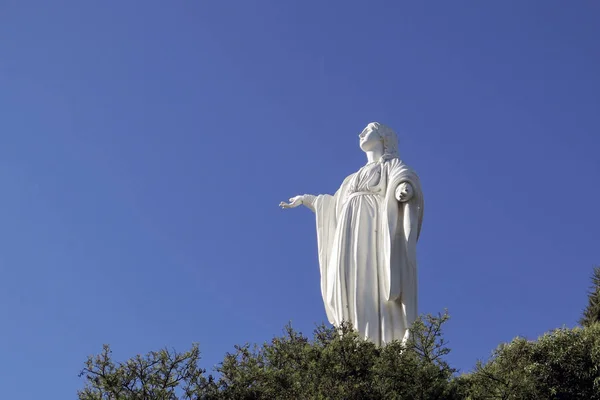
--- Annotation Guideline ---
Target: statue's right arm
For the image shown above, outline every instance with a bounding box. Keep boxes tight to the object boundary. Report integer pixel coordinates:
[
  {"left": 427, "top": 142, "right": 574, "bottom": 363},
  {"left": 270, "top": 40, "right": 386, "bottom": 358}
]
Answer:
[
  {"left": 279, "top": 194, "right": 329, "bottom": 212},
  {"left": 281, "top": 174, "right": 350, "bottom": 211},
  {"left": 301, "top": 194, "right": 317, "bottom": 212},
  {"left": 279, "top": 194, "right": 313, "bottom": 210}
]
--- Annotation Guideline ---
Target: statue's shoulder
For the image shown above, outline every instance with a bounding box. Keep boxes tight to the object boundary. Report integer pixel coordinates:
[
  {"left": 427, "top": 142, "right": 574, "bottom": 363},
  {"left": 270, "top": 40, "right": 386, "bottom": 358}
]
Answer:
[
  {"left": 341, "top": 171, "right": 357, "bottom": 184},
  {"left": 384, "top": 157, "right": 404, "bottom": 171},
  {"left": 386, "top": 158, "right": 419, "bottom": 180}
]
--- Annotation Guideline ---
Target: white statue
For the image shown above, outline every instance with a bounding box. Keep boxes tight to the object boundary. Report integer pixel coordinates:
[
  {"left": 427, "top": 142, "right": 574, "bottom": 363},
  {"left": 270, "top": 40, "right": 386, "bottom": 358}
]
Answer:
[{"left": 280, "top": 122, "right": 424, "bottom": 346}]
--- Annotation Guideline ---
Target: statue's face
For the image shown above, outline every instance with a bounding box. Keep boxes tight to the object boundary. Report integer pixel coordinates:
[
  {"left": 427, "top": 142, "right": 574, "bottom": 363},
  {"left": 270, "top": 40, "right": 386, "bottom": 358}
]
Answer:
[{"left": 359, "top": 124, "right": 382, "bottom": 152}]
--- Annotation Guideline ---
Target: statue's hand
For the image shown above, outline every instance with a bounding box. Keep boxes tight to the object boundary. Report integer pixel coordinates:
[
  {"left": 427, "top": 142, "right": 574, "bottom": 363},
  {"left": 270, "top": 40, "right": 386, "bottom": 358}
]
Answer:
[
  {"left": 396, "top": 182, "right": 414, "bottom": 202},
  {"left": 279, "top": 195, "right": 304, "bottom": 209}
]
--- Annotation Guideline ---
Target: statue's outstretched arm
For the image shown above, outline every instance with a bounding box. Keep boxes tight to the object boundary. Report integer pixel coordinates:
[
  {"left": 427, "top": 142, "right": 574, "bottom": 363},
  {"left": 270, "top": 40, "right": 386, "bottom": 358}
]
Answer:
[{"left": 279, "top": 194, "right": 319, "bottom": 212}]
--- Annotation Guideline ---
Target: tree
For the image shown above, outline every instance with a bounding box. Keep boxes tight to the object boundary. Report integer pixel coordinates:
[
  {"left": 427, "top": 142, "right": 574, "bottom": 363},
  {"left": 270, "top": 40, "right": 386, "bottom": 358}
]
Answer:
[
  {"left": 78, "top": 344, "right": 218, "bottom": 400},
  {"left": 462, "top": 324, "right": 600, "bottom": 400},
  {"left": 78, "top": 263, "right": 600, "bottom": 400},
  {"left": 78, "top": 312, "right": 459, "bottom": 400},
  {"left": 580, "top": 266, "right": 600, "bottom": 327}
]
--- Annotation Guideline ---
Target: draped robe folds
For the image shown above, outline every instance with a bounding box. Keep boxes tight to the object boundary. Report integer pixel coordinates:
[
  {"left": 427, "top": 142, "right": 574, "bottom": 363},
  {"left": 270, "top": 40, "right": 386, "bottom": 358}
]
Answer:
[{"left": 312, "top": 158, "right": 424, "bottom": 346}]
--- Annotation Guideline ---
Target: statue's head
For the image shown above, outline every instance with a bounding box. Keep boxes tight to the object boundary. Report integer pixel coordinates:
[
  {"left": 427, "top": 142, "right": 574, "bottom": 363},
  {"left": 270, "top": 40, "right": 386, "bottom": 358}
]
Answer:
[{"left": 359, "top": 122, "right": 399, "bottom": 161}]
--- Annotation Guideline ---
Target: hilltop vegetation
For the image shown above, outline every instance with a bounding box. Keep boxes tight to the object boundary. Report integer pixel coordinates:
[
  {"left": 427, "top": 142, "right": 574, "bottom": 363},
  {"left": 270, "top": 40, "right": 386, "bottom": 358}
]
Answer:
[{"left": 78, "top": 268, "right": 600, "bottom": 400}]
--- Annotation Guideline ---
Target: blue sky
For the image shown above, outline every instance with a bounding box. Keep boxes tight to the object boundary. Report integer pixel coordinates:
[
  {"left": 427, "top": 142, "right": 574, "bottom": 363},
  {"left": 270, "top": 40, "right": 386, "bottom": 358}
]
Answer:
[{"left": 1, "top": 1, "right": 599, "bottom": 397}]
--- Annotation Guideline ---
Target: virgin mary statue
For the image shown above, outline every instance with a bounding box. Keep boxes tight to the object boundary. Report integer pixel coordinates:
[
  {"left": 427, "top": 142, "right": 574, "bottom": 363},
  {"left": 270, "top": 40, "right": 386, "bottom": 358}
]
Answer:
[{"left": 280, "top": 122, "right": 424, "bottom": 346}]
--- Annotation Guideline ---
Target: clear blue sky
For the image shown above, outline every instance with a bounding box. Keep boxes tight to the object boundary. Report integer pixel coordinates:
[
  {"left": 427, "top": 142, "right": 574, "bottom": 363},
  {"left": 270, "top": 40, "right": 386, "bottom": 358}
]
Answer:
[{"left": 1, "top": 1, "right": 599, "bottom": 397}]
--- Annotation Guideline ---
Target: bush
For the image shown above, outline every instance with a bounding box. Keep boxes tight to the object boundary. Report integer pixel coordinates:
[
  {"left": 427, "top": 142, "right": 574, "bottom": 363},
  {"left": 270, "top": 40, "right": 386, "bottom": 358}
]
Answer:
[
  {"left": 462, "top": 324, "right": 600, "bottom": 400},
  {"left": 79, "top": 312, "right": 458, "bottom": 400},
  {"left": 78, "top": 266, "right": 600, "bottom": 399}
]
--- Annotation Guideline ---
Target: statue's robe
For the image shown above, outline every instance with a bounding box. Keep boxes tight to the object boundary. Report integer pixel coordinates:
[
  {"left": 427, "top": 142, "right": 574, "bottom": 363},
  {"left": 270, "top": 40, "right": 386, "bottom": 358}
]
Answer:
[{"left": 312, "top": 158, "right": 424, "bottom": 345}]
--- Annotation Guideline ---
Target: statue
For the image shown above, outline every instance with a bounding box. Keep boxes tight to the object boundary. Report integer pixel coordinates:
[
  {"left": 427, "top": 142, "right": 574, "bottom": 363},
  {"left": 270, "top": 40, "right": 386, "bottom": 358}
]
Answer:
[{"left": 280, "top": 122, "right": 424, "bottom": 346}]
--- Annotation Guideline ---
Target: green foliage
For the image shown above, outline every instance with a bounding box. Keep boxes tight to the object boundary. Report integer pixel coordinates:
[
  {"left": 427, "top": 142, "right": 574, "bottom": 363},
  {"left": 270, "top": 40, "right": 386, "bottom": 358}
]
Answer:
[
  {"left": 79, "top": 317, "right": 600, "bottom": 400},
  {"left": 79, "top": 312, "right": 457, "bottom": 400},
  {"left": 216, "top": 313, "right": 458, "bottom": 400},
  {"left": 462, "top": 324, "right": 600, "bottom": 400},
  {"left": 78, "top": 344, "right": 218, "bottom": 400},
  {"left": 374, "top": 314, "right": 463, "bottom": 400},
  {"left": 78, "top": 266, "right": 600, "bottom": 400},
  {"left": 580, "top": 266, "right": 600, "bottom": 327}
]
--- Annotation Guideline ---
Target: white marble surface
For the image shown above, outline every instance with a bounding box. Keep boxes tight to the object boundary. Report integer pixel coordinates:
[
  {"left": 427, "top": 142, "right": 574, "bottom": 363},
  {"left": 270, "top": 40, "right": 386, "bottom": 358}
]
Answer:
[{"left": 280, "top": 123, "right": 424, "bottom": 345}]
